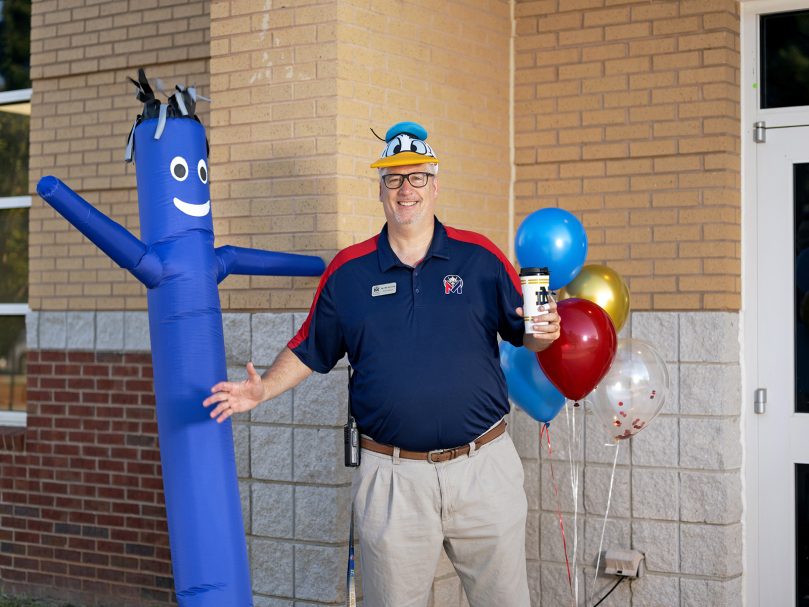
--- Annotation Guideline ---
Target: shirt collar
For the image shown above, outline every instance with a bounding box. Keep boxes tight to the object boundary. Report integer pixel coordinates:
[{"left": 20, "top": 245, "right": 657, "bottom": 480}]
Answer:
[{"left": 377, "top": 216, "right": 450, "bottom": 272}]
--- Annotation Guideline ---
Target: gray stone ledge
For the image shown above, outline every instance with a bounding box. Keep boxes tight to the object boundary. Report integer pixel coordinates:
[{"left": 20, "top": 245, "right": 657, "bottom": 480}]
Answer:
[
  {"left": 96, "top": 311, "right": 125, "bottom": 351},
  {"left": 28, "top": 311, "right": 312, "bottom": 357},
  {"left": 39, "top": 311, "right": 67, "bottom": 349},
  {"left": 123, "top": 311, "right": 150, "bottom": 351},
  {"left": 26, "top": 311, "right": 39, "bottom": 349},
  {"left": 66, "top": 311, "right": 94, "bottom": 350}
]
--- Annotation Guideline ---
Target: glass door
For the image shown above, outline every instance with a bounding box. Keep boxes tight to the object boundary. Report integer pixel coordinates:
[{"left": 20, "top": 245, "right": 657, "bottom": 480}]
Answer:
[{"left": 755, "top": 126, "right": 809, "bottom": 607}]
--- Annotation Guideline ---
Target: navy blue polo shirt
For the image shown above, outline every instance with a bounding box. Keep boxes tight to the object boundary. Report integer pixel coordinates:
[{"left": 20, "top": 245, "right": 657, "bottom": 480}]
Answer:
[{"left": 289, "top": 217, "right": 525, "bottom": 451}]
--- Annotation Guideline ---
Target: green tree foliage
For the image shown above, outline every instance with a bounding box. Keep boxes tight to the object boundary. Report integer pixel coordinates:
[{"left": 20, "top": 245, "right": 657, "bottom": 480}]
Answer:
[
  {"left": 0, "top": 0, "right": 31, "bottom": 91},
  {"left": 0, "top": 207, "right": 26, "bottom": 302},
  {"left": 0, "top": 111, "right": 28, "bottom": 196}
]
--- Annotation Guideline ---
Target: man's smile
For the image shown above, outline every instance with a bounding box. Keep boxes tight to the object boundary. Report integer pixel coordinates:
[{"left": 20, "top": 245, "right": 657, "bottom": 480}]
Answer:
[{"left": 173, "top": 196, "right": 211, "bottom": 217}]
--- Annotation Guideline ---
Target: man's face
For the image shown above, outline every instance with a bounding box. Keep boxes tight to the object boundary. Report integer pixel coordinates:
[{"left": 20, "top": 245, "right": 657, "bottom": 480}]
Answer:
[{"left": 378, "top": 163, "right": 439, "bottom": 228}]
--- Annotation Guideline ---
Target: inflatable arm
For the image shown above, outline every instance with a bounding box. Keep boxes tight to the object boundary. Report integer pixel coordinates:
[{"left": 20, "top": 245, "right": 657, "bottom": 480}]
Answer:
[
  {"left": 215, "top": 245, "right": 325, "bottom": 283},
  {"left": 36, "top": 175, "right": 163, "bottom": 288}
]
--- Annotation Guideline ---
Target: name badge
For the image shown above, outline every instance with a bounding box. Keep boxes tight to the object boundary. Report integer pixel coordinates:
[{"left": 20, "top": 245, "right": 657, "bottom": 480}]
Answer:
[{"left": 371, "top": 282, "right": 397, "bottom": 297}]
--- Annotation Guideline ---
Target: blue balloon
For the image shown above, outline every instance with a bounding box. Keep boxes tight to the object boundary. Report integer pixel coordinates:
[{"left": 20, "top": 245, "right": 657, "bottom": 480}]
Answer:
[
  {"left": 515, "top": 208, "right": 588, "bottom": 290},
  {"left": 500, "top": 342, "right": 566, "bottom": 424}
]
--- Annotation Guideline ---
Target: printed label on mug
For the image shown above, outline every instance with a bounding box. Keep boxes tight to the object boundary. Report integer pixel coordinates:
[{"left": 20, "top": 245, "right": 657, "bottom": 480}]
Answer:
[{"left": 519, "top": 267, "right": 550, "bottom": 333}]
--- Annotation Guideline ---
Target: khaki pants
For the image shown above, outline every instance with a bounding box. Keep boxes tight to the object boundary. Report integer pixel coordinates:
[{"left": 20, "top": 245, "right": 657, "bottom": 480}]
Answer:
[{"left": 351, "top": 430, "right": 530, "bottom": 607}]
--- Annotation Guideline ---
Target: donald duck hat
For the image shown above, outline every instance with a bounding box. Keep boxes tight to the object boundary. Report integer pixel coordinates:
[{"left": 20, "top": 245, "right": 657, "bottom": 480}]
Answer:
[{"left": 370, "top": 121, "right": 440, "bottom": 168}]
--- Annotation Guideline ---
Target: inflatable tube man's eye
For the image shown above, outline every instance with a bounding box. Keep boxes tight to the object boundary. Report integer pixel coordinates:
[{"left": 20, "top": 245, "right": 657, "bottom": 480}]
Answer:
[
  {"left": 198, "top": 159, "right": 208, "bottom": 184},
  {"left": 170, "top": 156, "right": 189, "bottom": 181}
]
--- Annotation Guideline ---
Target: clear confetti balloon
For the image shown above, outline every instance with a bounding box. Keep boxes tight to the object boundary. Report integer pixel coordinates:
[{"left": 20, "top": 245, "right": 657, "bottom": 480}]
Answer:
[{"left": 590, "top": 338, "right": 669, "bottom": 442}]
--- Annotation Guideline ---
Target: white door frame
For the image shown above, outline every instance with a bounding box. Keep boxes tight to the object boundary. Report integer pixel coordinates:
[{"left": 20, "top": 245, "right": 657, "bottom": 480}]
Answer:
[{"left": 741, "top": 2, "right": 809, "bottom": 605}]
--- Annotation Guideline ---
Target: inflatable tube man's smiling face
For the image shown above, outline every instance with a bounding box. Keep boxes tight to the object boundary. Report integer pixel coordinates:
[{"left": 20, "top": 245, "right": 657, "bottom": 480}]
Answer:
[
  {"left": 125, "top": 68, "right": 213, "bottom": 244},
  {"left": 133, "top": 118, "right": 212, "bottom": 244}
]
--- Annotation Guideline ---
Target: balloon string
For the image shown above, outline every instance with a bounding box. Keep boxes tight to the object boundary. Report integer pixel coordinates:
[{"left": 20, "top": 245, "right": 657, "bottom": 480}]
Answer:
[
  {"left": 541, "top": 423, "right": 573, "bottom": 593},
  {"left": 564, "top": 399, "right": 581, "bottom": 607},
  {"left": 592, "top": 442, "right": 620, "bottom": 601}
]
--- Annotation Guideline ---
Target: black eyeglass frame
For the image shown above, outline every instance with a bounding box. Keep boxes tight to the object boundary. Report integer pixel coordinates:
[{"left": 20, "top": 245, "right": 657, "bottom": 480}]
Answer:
[{"left": 380, "top": 171, "right": 435, "bottom": 189}]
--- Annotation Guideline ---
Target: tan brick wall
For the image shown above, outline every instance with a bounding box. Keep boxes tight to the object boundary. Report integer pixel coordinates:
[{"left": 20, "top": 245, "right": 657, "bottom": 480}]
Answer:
[
  {"left": 209, "top": 0, "right": 512, "bottom": 311},
  {"left": 515, "top": 0, "right": 741, "bottom": 310},
  {"left": 209, "top": 0, "right": 338, "bottom": 311},
  {"left": 335, "top": 0, "right": 512, "bottom": 254},
  {"left": 28, "top": 0, "right": 210, "bottom": 311}
]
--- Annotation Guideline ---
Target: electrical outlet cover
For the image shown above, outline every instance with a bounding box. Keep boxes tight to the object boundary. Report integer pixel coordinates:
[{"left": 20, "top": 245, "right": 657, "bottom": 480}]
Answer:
[{"left": 603, "top": 549, "right": 644, "bottom": 578}]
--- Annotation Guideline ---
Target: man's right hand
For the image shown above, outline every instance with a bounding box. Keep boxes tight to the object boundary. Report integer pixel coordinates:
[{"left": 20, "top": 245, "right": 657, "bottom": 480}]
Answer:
[{"left": 203, "top": 362, "right": 266, "bottom": 423}]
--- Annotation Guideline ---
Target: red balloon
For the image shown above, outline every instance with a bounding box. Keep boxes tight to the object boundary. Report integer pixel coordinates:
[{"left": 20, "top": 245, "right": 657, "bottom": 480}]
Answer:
[{"left": 537, "top": 298, "right": 617, "bottom": 401}]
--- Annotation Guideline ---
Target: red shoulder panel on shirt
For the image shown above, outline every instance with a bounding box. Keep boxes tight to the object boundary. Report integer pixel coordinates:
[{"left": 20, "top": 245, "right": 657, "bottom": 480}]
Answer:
[
  {"left": 288, "top": 235, "right": 379, "bottom": 350},
  {"left": 445, "top": 226, "right": 521, "bottom": 291}
]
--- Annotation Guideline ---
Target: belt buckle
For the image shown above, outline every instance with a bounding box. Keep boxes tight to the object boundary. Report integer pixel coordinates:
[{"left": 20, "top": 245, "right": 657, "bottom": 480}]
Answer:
[{"left": 427, "top": 448, "right": 446, "bottom": 463}]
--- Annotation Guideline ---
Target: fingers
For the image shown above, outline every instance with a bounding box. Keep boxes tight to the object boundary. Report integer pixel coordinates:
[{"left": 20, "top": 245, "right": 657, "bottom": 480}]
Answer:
[
  {"left": 202, "top": 387, "right": 234, "bottom": 408},
  {"left": 527, "top": 310, "right": 561, "bottom": 340},
  {"left": 246, "top": 361, "right": 260, "bottom": 381},
  {"left": 211, "top": 402, "right": 235, "bottom": 423}
]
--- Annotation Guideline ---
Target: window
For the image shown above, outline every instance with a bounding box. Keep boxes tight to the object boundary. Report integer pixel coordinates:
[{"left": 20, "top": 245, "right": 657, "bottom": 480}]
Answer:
[
  {"left": 0, "top": 0, "right": 30, "bottom": 426},
  {"left": 760, "top": 9, "right": 809, "bottom": 109}
]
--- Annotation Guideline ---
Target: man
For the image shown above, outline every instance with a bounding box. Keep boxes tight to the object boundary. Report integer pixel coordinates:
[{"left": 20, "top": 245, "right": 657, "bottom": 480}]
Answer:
[{"left": 204, "top": 121, "right": 561, "bottom": 606}]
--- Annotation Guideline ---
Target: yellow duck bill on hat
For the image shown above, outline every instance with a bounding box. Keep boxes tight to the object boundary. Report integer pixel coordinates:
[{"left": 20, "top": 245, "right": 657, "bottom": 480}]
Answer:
[{"left": 371, "top": 126, "right": 440, "bottom": 168}]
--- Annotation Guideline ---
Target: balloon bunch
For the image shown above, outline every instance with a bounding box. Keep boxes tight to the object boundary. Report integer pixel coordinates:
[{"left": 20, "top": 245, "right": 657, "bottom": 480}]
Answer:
[{"left": 502, "top": 208, "right": 670, "bottom": 442}]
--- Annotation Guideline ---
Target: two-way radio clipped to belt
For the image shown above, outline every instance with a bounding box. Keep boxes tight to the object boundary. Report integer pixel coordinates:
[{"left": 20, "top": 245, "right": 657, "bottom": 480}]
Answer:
[{"left": 344, "top": 366, "right": 360, "bottom": 467}]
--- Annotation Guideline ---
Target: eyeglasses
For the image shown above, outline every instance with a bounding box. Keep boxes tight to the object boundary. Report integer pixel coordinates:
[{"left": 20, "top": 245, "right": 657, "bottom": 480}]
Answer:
[{"left": 381, "top": 172, "right": 434, "bottom": 189}]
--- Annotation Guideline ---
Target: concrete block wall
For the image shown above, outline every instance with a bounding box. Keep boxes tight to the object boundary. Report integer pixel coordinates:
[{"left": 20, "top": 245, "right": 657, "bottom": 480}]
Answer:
[
  {"left": 514, "top": 0, "right": 741, "bottom": 310},
  {"left": 237, "top": 312, "right": 469, "bottom": 606},
  {"left": 511, "top": 310, "right": 743, "bottom": 606}
]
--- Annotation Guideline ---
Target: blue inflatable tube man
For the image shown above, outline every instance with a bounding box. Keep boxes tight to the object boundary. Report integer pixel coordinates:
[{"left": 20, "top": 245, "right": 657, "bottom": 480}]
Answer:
[{"left": 36, "top": 70, "right": 325, "bottom": 606}]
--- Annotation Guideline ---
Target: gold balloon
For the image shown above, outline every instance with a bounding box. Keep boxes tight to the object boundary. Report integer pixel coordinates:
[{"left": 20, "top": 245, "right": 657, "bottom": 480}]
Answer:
[{"left": 558, "top": 264, "right": 630, "bottom": 332}]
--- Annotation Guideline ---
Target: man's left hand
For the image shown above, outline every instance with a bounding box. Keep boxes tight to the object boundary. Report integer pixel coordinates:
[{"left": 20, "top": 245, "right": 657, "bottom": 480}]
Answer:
[{"left": 517, "top": 300, "right": 561, "bottom": 353}]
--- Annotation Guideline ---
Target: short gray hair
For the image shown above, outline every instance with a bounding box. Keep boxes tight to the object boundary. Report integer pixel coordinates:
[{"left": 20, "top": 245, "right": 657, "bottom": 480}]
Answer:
[{"left": 379, "top": 163, "right": 439, "bottom": 178}]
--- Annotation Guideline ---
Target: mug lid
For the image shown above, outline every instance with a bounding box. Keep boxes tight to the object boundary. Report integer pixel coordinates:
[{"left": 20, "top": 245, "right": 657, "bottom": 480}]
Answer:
[{"left": 519, "top": 267, "right": 549, "bottom": 276}]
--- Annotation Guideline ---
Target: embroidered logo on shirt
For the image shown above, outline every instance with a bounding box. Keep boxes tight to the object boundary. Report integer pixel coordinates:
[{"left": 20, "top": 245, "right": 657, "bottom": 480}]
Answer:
[
  {"left": 443, "top": 275, "right": 463, "bottom": 295},
  {"left": 371, "top": 282, "right": 397, "bottom": 297}
]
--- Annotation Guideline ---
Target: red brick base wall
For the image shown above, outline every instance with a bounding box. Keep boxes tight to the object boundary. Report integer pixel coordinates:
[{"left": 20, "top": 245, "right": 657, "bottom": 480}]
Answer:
[{"left": 0, "top": 350, "right": 175, "bottom": 606}]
